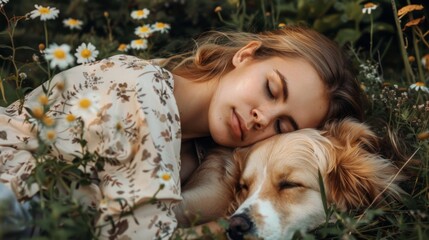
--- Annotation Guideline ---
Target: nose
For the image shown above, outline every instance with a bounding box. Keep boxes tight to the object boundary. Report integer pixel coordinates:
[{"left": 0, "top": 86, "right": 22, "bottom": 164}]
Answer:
[
  {"left": 251, "top": 109, "right": 270, "bottom": 130},
  {"left": 227, "top": 213, "right": 253, "bottom": 240}
]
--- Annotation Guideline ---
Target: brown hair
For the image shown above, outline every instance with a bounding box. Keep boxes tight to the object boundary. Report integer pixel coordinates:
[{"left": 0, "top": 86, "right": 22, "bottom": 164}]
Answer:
[{"left": 162, "top": 26, "right": 364, "bottom": 125}]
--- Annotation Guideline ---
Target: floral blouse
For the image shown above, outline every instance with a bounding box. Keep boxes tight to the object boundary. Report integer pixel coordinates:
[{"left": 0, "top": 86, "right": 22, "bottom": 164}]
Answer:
[{"left": 0, "top": 55, "right": 182, "bottom": 239}]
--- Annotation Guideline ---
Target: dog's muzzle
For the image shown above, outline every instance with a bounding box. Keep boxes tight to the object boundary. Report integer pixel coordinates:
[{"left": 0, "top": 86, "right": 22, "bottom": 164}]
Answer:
[{"left": 227, "top": 213, "right": 253, "bottom": 240}]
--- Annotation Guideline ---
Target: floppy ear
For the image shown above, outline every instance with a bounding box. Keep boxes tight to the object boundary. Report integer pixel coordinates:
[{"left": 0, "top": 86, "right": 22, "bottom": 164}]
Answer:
[
  {"left": 322, "top": 118, "right": 402, "bottom": 210},
  {"left": 232, "top": 145, "right": 253, "bottom": 173}
]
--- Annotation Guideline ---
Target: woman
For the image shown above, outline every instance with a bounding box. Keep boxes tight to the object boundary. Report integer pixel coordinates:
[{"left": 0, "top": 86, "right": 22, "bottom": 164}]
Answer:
[{"left": 0, "top": 26, "right": 363, "bottom": 239}]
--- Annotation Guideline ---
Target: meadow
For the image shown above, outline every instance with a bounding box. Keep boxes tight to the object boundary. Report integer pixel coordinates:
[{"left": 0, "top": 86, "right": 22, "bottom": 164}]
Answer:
[{"left": 0, "top": 0, "right": 428, "bottom": 239}]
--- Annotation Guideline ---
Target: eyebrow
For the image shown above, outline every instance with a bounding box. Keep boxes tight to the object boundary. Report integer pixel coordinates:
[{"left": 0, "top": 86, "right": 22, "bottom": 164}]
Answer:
[{"left": 274, "top": 69, "right": 299, "bottom": 131}]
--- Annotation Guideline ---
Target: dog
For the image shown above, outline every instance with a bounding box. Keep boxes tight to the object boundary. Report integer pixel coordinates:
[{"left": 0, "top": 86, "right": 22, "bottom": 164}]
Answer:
[{"left": 173, "top": 118, "right": 403, "bottom": 240}]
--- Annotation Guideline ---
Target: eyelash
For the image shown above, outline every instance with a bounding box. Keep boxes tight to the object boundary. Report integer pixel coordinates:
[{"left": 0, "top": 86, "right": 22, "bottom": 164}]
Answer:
[{"left": 266, "top": 80, "right": 283, "bottom": 134}]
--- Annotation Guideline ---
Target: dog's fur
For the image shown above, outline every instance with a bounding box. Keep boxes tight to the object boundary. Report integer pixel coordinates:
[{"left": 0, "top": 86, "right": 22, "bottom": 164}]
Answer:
[{"left": 174, "top": 119, "right": 403, "bottom": 239}]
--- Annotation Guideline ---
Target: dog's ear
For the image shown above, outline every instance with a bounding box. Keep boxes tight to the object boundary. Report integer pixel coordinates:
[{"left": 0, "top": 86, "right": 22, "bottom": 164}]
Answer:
[
  {"left": 322, "top": 118, "right": 402, "bottom": 210},
  {"left": 233, "top": 146, "right": 252, "bottom": 172}
]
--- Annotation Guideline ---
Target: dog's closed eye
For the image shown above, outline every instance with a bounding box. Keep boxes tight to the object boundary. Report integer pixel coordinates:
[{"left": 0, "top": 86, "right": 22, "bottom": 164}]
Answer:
[{"left": 279, "top": 180, "right": 302, "bottom": 190}]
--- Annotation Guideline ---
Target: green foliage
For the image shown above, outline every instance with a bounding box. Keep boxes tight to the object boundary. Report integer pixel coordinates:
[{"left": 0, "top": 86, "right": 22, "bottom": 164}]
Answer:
[{"left": 0, "top": 0, "right": 428, "bottom": 239}]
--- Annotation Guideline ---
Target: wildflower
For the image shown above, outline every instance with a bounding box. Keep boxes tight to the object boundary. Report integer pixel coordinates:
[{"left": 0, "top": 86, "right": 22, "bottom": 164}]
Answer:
[
  {"left": 38, "top": 94, "right": 49, "bottom": 105},
  {"left": 278, "top": 23, "right": 286, "bottom": 28},
  {"left": 134, "top": 24, "right": 153, "bottom": 38},
  {"left": 63, "top": 18, "right": 83, "bottom": 30},
  {"left": 130, "top": 39, "right": 148, "bottom": 50},
  {"left": 408, "top": 56, "right": 415, "bottom": 62},
  {"left": 131, "top": 8, "right": 150, "bottom": 20},
  {"left": 44, "top": 43, "right": 74, "bottom": 70},
  {"left": 39, "top": 128, "right": 57, "bottom": 144},
  {"left": 19, "top": 73, "right": 27, "bottom": 80},
  {"left": 42, "top": 115, "right": 55, "bottom": 127},
  {"left": 30, "top": 106, "right": 44, "bottom": 119},
  {"left": 75, "top": 43, "right": 99, "bottom": 64},
  {"left": 69, "top": 92, "right": 100, "bottom": 119},
  {"left": 397, "top": 4, "right": 424, "bottom": 19},
  {"left": 362, "top": 2, "right": 378, "bottom": 14},
  {"left": 65, "top": 113, "right": 76, "bottom": 123},
  {"left": 417, "top": 131, "right": 429, "bottom": 140},
  {"left": 117, "top": 43, "right": 129, "bottom": 52},
  {"left": 151, "top": 22, "right": 170, "bottom": 34},
  {"left": 214, "top": 6, "right": 222, "bottom": 13},
  {"left": 29, "top": 5, "right": 60, "bottom": 21},
  {"left": 410, "top": 82, "right": 429, "bottom": 93}
]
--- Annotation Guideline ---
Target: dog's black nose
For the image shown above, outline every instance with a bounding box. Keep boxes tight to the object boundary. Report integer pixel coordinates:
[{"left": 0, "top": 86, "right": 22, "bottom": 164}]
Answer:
[{"left": 227, "top": 213, "right": 252, "bottom": 240}]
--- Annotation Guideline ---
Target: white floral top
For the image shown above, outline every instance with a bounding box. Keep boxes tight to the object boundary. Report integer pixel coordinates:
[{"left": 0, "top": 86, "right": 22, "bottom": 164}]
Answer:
[{"left": 0, "top": 55, "right": 182, "bottom": 239}]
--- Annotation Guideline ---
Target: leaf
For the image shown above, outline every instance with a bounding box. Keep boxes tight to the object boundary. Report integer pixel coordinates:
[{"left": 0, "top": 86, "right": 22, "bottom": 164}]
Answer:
[
  {"left": 397, "top": 4, "right": 424, "bottom": 19},
  {"left": 404, "top": 16, "right": 426, "bottom": 29}
]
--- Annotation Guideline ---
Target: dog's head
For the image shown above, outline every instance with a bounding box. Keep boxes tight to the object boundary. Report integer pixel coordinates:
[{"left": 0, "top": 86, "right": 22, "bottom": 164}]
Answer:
[{"left": 227, "top": 119, "right": 402, "bottom": 240}]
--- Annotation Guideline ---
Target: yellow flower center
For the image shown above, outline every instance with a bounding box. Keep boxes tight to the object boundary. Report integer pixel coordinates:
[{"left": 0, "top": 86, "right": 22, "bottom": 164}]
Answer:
[
  {"left": 45, "top": 130, "right": 56, "bottom": 141},
  {"left": 415, "top": 82, "right": 425, "bottom": 87},
  {"left": 136, "top": 10, "right": 144, "bottom": 16},
  {"left": 38, "top": 94, "right": 49, "bottom": 105},
  {"left": 31, "top": 106, "right": 44, "bottom": 119},
  {"left": 140, "top": 26, "right": 150, "bottom": 33},
  {"left": 65, "top": 114, "right": 76, "bottom": 122},
  {"left": 156, "top": 22, "right": 165, "bottom": 28},
  {"left": 78, "top": 98, "right": 92, "bottom": 109},
  {"left": 68, "top": 19, "right": 78, "bottom": 25},
  {"left": 364, "top": 3, "right": 375, "bottom": 8},
  {"left": 39, "top": 7, "right": 50, "bottom": 14},
  {"left": 53, "top": 49, "right": 66, "bottom": 59},
  {"left": 135, "top": 39, "right": 144, "bottom": 45},
  {"left": 81, "top": 49, "right": 92, "bottom": 58},
  {"left": 161, "top": 173, "right": 171, "bottom": 181},
  {"left": 42, "top": 116, "right": 55, "bottom": 127},
  {"left": 118, "top": 44, "right": 127, "bottom": 51}
]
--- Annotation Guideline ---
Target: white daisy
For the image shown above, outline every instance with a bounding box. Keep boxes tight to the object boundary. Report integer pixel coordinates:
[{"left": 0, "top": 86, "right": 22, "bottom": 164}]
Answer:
[
  {"left": 158, "top": 170, "right": 173, "bottom": 189},
  {"left": 69, "top": 92, "right": 100, "bottom": 120},
  {"left": 117, "top": 43, "right": 129, "bottom": 52},
  {"left": 63, "top": 18, "right": 83, "bottom": 30},
  {"left": 130, "top": 8, "right": 150, "bottom": 20},
  {"left": 362, "top": 2, "right": 378, "bottom": 14},
  {"left": 29, "top": 5, "right": 60, "bottom": 21},
  {"left": 75, "top": 43, "right": 99, "bottom": 64},
  {"left": 130, "top": 39, "right": 148, "bottom": 50},
  {"left": 44, "top": 43, "right": 74, "bottom": 70},
  {"left": 134, "top": 24, "right": 153, "bottom": 38},
  {"left": 151, "top": 22, "right": 170, "bottom": 34},
  {"left": 39, "top": 127, "right": 58, "bottom": 144},
  {"left": 410, "top": 82, "right": 429, "bottom": 93}
]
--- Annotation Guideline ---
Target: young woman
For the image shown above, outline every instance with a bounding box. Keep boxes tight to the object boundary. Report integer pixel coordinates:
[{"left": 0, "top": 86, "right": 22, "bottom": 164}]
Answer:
[{"left": 0, "top": 26, "right": 363, "bottom": 239}]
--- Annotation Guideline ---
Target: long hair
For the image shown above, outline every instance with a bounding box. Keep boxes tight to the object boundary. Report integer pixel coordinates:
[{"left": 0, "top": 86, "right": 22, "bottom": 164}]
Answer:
[{"left": 161, "top": 26, "right": 364, "bottom": 124}]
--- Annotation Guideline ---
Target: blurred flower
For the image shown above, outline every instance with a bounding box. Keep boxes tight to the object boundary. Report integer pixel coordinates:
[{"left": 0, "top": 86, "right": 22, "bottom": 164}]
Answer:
[
  {"left": 38, "top": 94, "right": 49, "bottom": 106},
  {"left": 38, "top": 43, "right": 45, "bottom": 52},
  {"left": 410, "top": 82, "right": 429, "bottom": 93},
  {"left": 130, "top": 39, "right": 148, "bottom": 50},
  {"left": 214, "top": 6, "right": 222, "bottom": 13},
  {"left": 42, "top": 115, "right": 55, "bottom": 127},
  {"left": 417, "top": 131, "right": 429, "bottom": 140},
  {"left": 397, "top": 4, "right": 424, "bottom": 19},
  {"left": 44, "top": 43, "right": 74, "bottom": 70},
  {"left": 117, "top": 44, "right": 129, "bottom": 52},
  {"left": 131, "top": 8, "right": 150, "bottom": 20},
  {"left": 408, "top": 56, "right": 416, "bottom": 63},
  {"left": 29, "top": 5, "right": 59, "bottom": 21},
  {"left": 421, "top": 54, "right": 429, "bottom": 70},
  {"left": 362, "top": 2, "right": 377, "bottom": 14},
  {"left": 75, "top": 43, "right": 99, "bottom": 64},
  {"left": 30, "top": 106, "right": 44, "bottom": 119},
  {"left": 134, "top": 24, "right": 153, "bottom": 38},
  {"left": 63, "top": 18, "right": 83, "bottom": 30},
  {"left": 65, "top": 113, "right": 76, "bottom": 123},
  {"left": 19, "top": 72, "right": 27, "bottom": 80},
  {"left": 39, "top": 127, "right": 57, "bottom": 144},
  {"left": 151, "top": 22, "right": 170, "bottom": 34},
  {"left": 70, "top": 92, "right": 100, "bottom": 119},
  {"left": 278, "top": 23, "right": 286, "bottom": 28},
  {"left": 0, "top": 0, "right": 9, "bottom": 7}
]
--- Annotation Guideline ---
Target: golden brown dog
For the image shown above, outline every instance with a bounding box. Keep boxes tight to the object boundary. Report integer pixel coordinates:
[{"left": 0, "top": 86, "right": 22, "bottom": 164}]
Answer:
[{"left": 174, "top": 119, "right": 403, "bottom": 239}]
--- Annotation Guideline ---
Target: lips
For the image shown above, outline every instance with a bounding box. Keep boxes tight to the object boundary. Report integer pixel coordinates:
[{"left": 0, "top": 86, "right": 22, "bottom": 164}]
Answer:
[{"left": 232, "top": 109, "right": 244, "bottom": 141}]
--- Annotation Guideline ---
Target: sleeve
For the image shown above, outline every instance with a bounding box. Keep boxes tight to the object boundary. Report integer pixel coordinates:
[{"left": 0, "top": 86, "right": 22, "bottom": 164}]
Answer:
[{"left": 0, "top": 54, "right": 183, "bottom": 240}]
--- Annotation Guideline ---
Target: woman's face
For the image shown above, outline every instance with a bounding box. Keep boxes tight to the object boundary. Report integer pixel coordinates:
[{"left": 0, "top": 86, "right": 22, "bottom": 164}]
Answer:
[{"left": 208, "top": 45, "right": 329, "bottom": 147}]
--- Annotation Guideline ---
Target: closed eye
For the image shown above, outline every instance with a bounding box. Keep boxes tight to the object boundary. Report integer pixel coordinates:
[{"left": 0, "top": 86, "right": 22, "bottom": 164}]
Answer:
[
  {"left": 266, "top": 80, "right": 275, "bottom": 99},
  {"left": 279, "top": 180, "right": 302, "bottom": 190}
]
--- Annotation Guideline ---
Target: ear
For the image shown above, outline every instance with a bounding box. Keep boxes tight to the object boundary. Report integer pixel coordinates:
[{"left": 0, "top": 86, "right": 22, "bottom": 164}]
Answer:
[
  {"left": 232, "top": 41, "right": 262, "bottom": 67},
  {"left": 322, "top": 118, "right": 402, "bottom": 210}
]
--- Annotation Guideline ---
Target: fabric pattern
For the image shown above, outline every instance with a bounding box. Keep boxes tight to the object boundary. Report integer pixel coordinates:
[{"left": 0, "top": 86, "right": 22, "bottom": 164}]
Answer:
[{"left": 0, "top": 54, "right": 182, "bottom": 239}]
